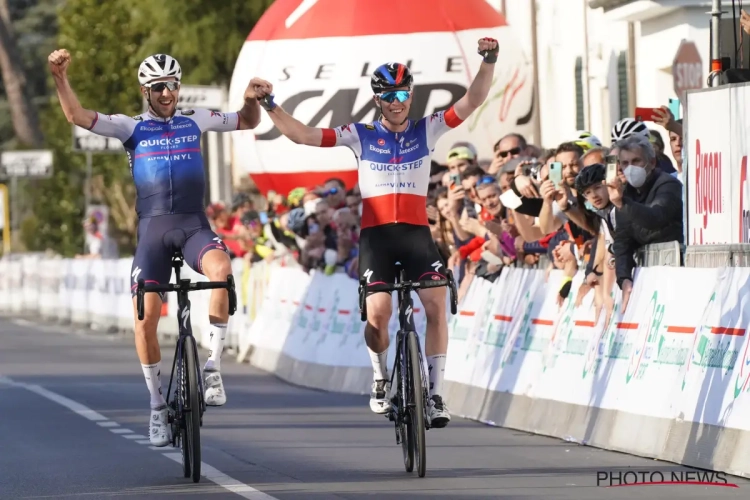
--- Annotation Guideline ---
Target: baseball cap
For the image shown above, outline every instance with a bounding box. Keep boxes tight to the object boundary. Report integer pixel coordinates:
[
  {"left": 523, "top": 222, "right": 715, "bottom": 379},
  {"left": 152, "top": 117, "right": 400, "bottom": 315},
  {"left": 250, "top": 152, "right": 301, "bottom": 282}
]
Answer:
[
  {"left": 446, "top": 146, "right": 476, "bottom": 163},
  {"left": 450, "top": 141, "right": 478, "bottom": 158}
]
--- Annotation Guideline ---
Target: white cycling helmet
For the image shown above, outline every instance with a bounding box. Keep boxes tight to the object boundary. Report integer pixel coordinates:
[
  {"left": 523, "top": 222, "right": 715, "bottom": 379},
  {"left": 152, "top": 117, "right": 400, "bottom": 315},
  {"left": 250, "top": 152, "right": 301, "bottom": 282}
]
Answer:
[
  {"left": 611, "top": 118, "right": 649, "bottom": 143},
  {"left": 138, "top": 54, "right": 182, "bottom": 86},
  {"left": 574, "top": 130, "right": 602, "bottom": 151}
]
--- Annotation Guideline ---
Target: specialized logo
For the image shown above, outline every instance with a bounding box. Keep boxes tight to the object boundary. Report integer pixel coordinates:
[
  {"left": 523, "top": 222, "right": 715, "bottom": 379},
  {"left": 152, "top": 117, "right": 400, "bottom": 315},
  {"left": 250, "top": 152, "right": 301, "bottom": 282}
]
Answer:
[
  {"left": 431, "top": 261, "right": 443, "bottom": 273},
  {"left": 181, "top": 306, "right": 190, "bottom": 330},
  {"left": 363, "top": 268, "right": 373, "bottom": 284},
  {"left": 405, "top": 305, "right": 413, "bottom": 325},
  {"left": 131, "top": 267, "right": 142, "bottom": 283}
]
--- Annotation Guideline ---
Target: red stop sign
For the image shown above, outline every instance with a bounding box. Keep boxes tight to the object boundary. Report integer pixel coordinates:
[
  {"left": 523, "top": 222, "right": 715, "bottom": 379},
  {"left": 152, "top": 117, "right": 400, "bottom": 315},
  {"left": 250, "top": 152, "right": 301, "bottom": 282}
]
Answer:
[{"left": 672, "top": 40, "right": 703, "bottom": 99}]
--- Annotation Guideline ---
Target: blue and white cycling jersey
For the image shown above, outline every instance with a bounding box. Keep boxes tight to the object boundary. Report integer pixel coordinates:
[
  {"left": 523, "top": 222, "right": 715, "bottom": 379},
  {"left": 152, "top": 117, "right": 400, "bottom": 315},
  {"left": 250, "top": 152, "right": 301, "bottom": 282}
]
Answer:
[{"left": 88, "top": 108, "right": 240, "bottom": 218}]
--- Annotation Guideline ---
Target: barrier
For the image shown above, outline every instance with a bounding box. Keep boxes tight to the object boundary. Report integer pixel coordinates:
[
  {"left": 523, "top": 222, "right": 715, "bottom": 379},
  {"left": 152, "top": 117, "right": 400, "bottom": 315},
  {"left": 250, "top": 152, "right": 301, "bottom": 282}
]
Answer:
[{"left": 4, "top": 255, "right": 750, "bottom": 477}]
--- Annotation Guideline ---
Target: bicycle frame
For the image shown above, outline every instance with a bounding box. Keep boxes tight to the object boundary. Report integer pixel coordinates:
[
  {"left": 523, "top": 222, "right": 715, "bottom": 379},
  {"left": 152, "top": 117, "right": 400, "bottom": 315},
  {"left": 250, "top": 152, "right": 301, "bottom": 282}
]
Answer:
[
  {"left": 389, "top": 281, "right": 430, "bottom": 430},
  {"left": 164, "top": 256, "right": 205, "bottom": 420}
]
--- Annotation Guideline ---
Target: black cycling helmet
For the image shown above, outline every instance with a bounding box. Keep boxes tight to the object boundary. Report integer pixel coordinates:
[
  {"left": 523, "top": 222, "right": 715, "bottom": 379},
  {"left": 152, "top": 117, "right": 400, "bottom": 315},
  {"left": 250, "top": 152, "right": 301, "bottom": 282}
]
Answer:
[
  {"left": 575, "top": 163, "right": 606, "bottom": 193},
  {"left": 371, "top": 62, "right": 413, "bottom": 93}
]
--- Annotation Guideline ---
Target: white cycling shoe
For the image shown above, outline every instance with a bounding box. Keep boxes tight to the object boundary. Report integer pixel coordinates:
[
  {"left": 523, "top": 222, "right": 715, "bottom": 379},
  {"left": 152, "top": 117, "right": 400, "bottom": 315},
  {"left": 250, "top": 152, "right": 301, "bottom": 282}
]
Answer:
[
  {"left": 149, "top": 405, "right": 170, "bottom": 447},
  {"left": 203, "top": 369, "right": 227, "bottom": 406},
  {"left": 428, "top": 395, "right": 451, "bottom": 428},
  {"left": 369, "top": 379, "right": 391, "bottom": 414}
]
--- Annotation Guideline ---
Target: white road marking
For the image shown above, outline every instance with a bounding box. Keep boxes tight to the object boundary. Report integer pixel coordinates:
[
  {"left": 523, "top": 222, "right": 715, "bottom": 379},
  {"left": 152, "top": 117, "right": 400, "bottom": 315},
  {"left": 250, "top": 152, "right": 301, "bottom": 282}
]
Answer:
[
  {"left": 3, "top": 374, "right": 280, "bottom": 499},
  {"left": 123, "top": 434, "right": 148, "bottom": 440},
  {"left": 24, "top": 384, "right": 107, "bottom": 421},
  {"left": 163, "top": 453, "right": 278, "bottom": 500}
]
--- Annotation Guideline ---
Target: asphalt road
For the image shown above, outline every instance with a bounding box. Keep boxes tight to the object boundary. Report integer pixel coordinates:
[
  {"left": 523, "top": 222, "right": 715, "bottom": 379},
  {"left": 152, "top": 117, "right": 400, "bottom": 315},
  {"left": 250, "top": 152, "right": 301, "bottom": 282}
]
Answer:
[{"left": 1, "top": 316, "right": 748, "bottom": 499}]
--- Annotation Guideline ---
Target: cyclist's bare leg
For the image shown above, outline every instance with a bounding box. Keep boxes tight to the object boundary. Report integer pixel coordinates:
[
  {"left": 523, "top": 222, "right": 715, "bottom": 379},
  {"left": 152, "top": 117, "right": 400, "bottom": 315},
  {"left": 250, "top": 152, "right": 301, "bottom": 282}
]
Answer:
[
  {"left": 200, "top": 249, "right": 233, "bottom": 406},
  {"left": 365, "top": 291, "right": 392, "bottom": 413},
  {"left": 132, "top": 294, "right": 169, "bottom": 445},
  {"left": 417, "top": 286, "right": 451, "bottom": 427}
]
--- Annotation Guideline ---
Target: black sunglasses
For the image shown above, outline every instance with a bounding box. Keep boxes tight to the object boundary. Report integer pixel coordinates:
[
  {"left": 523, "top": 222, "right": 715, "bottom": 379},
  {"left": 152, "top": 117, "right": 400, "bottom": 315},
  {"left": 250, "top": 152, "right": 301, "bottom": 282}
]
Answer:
[
  {"left": 496, "top": 147, "right": 521, "bottom": 158},
  {"left": 147, "top": 81, "right": 180, "bottom": 92}
]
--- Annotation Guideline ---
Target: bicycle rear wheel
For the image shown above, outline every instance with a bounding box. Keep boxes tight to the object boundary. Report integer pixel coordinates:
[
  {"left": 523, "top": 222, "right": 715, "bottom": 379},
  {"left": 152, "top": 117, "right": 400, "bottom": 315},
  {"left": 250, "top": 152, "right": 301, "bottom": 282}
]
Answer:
[
  {"left": 406, "top": 331, "right": 427, "bottom": 478},
  {"left": 183, "top": 336, "right": 202, "bottom": 483}
]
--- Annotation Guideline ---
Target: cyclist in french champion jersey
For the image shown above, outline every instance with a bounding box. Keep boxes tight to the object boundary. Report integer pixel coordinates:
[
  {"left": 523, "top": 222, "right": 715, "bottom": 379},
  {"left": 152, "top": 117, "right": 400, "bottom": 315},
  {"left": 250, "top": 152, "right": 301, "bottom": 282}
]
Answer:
[
  {"left": 254, "top": 38, "right": 499, "bottom": 428},
  {"left": 48, "top": 48, "right": 266, "bottom": 446}
]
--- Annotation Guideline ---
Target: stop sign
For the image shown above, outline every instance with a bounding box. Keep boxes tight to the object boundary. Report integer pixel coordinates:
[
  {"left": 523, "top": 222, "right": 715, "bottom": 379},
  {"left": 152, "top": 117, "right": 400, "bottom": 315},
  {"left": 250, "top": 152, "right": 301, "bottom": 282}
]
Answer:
[{"left": 672, "top": 39, "right": 703, "bottom": 100}]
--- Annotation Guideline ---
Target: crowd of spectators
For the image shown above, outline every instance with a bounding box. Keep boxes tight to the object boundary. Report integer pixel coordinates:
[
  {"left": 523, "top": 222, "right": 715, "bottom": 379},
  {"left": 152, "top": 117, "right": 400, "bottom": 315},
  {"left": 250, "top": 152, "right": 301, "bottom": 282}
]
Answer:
[{"left": 207, "top": 105, "right": 685, "bottom": 321}]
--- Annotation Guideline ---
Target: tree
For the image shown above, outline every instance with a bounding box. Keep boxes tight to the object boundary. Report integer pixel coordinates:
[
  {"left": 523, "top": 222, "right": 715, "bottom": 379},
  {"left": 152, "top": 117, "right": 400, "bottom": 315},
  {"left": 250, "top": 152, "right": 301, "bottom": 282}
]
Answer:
[
  {"left": 0, "top": 0, "right": 44, "bottom": 146},
  {"left": 20, "top": 0, "right": 272, "bottom": 256}
]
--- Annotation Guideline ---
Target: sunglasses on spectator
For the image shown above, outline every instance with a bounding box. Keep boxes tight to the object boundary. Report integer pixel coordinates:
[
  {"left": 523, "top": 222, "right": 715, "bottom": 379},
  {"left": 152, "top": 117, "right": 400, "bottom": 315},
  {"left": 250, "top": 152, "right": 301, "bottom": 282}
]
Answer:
[
  {"left": 476, "top": 176, "right": 497, "bottom": 186},
  {"left": 319, "top": 187, "right": 339, "bottom": 197},
  {"left": 378, "top": 90, "right": 411, "bottom": 103},
  {"left": 146, "top": 81, "right": 180, "bottom": 92},
  {"left": 496, "top": 147, "right": 521, "bottom": 158}
]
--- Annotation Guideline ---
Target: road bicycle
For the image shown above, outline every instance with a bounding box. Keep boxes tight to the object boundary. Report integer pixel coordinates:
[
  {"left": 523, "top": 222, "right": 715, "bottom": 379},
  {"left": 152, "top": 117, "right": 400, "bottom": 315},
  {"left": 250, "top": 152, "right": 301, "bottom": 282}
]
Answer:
[
  {"left": 359, "top": 266, "right": 457, "bottom": 477},
  {"left": 136, "top": 251, "right": 237, "bottom": 483}
]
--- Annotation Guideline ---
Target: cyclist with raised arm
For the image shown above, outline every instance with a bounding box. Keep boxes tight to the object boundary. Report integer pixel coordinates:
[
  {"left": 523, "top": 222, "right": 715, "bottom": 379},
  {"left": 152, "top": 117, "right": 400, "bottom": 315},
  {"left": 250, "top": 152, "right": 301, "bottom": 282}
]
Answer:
[
  {"left": 253, "top": 38, "right": 499, "bottom": 428},
  {"left": 48, "top": 49, "right": 265, "bottom": 446}
]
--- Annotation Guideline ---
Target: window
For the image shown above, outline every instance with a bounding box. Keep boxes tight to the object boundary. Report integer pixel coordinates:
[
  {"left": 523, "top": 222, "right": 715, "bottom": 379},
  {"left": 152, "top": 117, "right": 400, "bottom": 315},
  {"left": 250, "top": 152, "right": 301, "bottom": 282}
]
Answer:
[
  {"left": 575, "top": 56, "right": 584, "bottom": 130},
  {"left": 617, "top": 51, "right": 629, "bottom": 120}
]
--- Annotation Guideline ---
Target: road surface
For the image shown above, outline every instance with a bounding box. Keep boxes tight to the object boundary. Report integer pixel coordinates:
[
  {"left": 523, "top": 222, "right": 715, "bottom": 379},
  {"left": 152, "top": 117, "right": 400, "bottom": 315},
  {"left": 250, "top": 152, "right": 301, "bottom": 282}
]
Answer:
[{"left": 0, "top": 316, "right": 747, "bottom": 499}]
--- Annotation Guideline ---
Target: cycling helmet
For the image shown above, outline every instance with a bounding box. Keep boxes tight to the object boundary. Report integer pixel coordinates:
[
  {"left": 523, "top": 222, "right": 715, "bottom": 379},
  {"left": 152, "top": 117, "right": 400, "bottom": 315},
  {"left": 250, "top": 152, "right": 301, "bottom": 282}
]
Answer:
[
  {"left": 138, "top": 54, "right": 182, "bottom": 85},
  {"left": 371, "top": 63, "right": 413, "bottom": 93},
  {"left": 286, "top": 207, "right": 307, "bottom": 234},
  {"left": 574, "top": 163, "right": 606, "bottom": 193},
  {"left": 611, "top": 118, "right": 649, "bottom": 143},
  {"left": 574, "top": 130, "right": 602, "bottom": 151}
]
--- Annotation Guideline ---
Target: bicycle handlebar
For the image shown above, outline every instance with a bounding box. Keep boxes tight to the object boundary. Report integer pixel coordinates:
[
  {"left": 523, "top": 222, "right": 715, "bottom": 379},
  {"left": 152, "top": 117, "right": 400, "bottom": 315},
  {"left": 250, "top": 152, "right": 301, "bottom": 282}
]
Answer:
[
  {"left": 138, "top": 280, "right": 233, "bottom": 293},
  {"left": 136, "top": 277, "right": 237, "bottom": 321},
  {"left": 364, "top": 278, "right": 450, "bottom": 294}
]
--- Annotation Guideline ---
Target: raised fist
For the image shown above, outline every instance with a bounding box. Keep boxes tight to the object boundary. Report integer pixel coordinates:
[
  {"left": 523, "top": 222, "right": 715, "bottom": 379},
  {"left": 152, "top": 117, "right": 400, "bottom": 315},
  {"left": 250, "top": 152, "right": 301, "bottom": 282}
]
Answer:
[{"left": 48, "top": 49, "right": 71, "bottom": 77}]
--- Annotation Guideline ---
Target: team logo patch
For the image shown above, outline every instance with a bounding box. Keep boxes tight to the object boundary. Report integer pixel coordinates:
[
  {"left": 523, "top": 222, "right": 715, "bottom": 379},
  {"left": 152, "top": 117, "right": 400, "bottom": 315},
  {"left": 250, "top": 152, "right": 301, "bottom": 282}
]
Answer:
[
  {"left": 364, "top": 124, "right": 376, "bottom": 130},
  {"left": 377, "top": 138, "right": 386, "bottom": 146},
  {"left": 181, "top": 109, "right": 195, "bottom": 116}
]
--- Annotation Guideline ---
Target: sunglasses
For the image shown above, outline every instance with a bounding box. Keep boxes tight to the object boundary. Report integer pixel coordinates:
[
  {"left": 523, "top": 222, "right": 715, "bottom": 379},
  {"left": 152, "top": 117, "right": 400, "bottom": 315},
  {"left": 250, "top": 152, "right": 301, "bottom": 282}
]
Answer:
[
  {"left": 476, "top": 176, "right": 497, "bottom": 186},
  {"left": 497, "top": 147, "right": 521, "bottom": 158},
  {"left": 320, "top": 187, "right": 339, "bottom": 196},
  {"left": 147, "top": 81, "right": 180, "bottom": 92},
  {"left": 378, "top": 90, "right": 411, "bottom": 103}
]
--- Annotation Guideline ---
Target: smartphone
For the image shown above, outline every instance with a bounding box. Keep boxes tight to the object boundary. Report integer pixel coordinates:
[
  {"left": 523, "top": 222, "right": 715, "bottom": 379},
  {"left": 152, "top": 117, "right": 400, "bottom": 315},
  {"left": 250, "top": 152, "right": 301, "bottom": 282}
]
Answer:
[
  {"left": 449, "top": 173, "right": 461, "bottom": 189},
  {"left": 605, "top": 155, "right": 618, "bottom": 183},
  {"left": 548, "top": 161, "right": 563, "bottom": 188},
  {"left": 463, "top": 197, "right": 478, "bottom": 218},
  {"left": 259, "top": 211, "right": 269, "bottom": 225},
  {"left": 668, "top": 98, "right": 681, "bottom": 120},
  {"left": 634, "top": 107, "right": 660, "bottom": 122}
]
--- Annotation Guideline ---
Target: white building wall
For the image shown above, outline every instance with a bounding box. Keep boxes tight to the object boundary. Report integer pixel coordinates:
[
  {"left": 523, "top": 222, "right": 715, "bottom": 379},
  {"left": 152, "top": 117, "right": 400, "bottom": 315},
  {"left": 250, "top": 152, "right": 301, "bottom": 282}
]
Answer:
[{"left": 485, "top": 0, "right": 730, "bottom": 151}]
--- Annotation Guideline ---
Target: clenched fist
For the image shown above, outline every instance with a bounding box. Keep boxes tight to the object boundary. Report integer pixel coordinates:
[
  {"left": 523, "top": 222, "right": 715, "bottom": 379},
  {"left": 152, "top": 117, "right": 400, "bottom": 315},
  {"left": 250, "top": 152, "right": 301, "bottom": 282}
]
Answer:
[
  {"left": 48, "top": 49, "right": 71, "bottom": 77},
  {"left": 244, "top": 77, "right": 273, "bottom": 102},
  {"left": 477, "top": 37, "right": 499, "bottom": 63}
]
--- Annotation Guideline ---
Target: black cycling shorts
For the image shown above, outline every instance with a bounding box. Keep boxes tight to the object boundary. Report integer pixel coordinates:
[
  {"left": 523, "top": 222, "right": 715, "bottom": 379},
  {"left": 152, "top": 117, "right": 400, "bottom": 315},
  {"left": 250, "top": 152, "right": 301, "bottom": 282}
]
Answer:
[
  {"left": 358, "top": 223, "right": 446, "bottom": 292},
  {"left": 130, "top": 212, "right": 228, "bottom": 298}
]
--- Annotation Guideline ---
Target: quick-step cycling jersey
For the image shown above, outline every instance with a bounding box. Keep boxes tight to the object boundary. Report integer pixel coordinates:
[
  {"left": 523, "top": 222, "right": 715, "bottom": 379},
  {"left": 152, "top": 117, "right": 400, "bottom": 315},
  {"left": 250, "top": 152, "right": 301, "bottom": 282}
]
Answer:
[
  {"left": 88, "top": 108, "right": 240, "bottom": 218},
  {"left": 320, "top": 107, "right": 464, "bottom": 229}
]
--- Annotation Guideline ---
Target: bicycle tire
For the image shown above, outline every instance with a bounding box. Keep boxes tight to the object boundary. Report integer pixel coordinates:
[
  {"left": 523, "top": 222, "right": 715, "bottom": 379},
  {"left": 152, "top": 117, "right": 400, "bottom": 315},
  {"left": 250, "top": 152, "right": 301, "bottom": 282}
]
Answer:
[
  {"left": 176, "top": 347, "right": 191, "bottom": 479},
  {"left": 407, "top": 331, "right": 427, "bottom": 477},
  {"left": 184, "top": 336, "right": 202, "bottom": 483},
  {"left": 396, "top": 350, "right": 413, "bottom": 473}
]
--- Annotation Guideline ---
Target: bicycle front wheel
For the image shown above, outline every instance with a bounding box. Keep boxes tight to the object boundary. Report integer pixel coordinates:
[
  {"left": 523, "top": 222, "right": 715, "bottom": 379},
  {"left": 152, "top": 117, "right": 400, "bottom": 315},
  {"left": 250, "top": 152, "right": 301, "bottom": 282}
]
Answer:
[
  {"left": 183, "top": 336, "right": 202, "bottom": 483},
  {"left": 406, "top": 331, "right": 427, "bottom": 478}
]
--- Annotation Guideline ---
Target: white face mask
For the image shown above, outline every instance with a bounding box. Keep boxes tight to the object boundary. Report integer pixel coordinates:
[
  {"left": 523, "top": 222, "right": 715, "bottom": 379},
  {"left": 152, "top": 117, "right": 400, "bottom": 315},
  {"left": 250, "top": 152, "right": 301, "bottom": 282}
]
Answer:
[{"left": 623, "top": 165, "right": 648, "bottom": 188}]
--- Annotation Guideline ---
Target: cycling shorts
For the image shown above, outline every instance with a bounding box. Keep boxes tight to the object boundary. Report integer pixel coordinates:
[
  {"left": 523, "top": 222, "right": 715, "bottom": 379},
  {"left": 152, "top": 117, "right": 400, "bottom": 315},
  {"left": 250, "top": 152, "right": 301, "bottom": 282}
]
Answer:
[
  {"left": 358, "top": 223, "right": 446, "bottom": 292},
  {"left": 130, "top": 213, "right": 228, "bottom": 298}
]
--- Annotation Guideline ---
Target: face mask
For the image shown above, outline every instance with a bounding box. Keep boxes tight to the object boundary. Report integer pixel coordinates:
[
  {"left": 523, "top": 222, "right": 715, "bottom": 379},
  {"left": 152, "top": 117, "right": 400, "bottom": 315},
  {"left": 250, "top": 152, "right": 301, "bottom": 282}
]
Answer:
[
  {"left": 623, "top": 165, "right": 648, "bottom": 188},
  {"left": 584, "top": 201, "right": 596, "bottom": 212}
]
